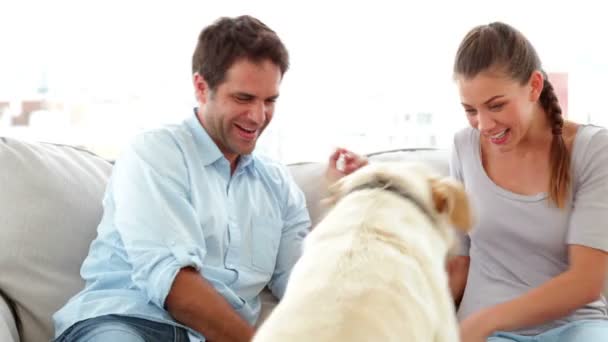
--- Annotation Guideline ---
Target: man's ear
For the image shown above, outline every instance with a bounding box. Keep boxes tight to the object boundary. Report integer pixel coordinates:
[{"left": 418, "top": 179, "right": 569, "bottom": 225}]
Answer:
[
  {"left": 193, "top": 72, "right": 210, "bottom": 104},
  {"left": 430, "top": 177, "right": 472, "bottom": 231}
]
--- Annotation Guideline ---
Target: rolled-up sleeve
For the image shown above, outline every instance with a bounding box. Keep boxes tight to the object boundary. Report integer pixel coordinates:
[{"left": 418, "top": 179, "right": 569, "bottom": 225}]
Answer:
[
  {"left": 267, "top": 166, "right": 311, "bottom": 299},
  {"left": 567, "top": 129, "right": 608, "bottom": 252},
  {"left": 110, "top": 132, "right": 206, "bottom": 308}
]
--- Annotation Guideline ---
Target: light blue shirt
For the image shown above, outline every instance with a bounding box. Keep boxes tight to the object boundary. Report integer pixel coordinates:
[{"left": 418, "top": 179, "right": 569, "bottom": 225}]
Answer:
[{"left": 53, "top": 113, "right": 311, "bottom": 340}]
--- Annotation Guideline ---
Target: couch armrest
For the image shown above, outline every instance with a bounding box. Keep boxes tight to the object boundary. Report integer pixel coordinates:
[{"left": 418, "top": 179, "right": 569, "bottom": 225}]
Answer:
[{"left": 0, "top": 293, "right": 19, "bottom": 342}]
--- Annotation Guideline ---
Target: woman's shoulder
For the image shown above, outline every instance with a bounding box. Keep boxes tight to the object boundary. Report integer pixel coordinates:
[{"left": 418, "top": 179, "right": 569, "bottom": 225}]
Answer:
[
  {"left": 571, "top": 124, "right": 608, "bottom": 182},
  {"left": 576, "top": 123, "right": 608, "bottom": 139},
  {"left": 573, "top": 124, "right": 608, "bottom": 156}
]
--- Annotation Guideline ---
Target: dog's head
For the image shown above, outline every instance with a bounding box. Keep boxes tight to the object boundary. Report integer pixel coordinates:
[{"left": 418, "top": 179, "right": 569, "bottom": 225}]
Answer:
[{"left": 325, "top": 161, "right": 472, "bottom": 233}]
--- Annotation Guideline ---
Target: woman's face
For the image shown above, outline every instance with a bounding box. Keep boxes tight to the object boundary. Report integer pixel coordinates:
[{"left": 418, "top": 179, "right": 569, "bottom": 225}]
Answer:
[{"left": 457, "top": 70, "right": 544, "bottom": 152}]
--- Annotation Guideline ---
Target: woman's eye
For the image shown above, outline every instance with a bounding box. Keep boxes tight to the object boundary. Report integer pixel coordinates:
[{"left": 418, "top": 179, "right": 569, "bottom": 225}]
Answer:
[{"left": 489, "top": 103, "right": 505, "bottom": 111}]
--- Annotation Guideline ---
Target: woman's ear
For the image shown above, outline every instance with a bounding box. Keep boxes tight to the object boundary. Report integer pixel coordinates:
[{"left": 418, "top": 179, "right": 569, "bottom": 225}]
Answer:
[{"left": 529, "top": 70, "right": 545, "bottom": 102}]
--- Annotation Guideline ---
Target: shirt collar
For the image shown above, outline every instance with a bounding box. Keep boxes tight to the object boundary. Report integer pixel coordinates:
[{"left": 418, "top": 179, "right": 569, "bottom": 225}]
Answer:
[{"left": 185, "top": 109, "right": 256, "bottom": 172}]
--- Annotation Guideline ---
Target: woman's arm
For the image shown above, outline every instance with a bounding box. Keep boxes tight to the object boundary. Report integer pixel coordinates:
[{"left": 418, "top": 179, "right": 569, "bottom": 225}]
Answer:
[
  {"left": 461, "top": 245, "right": 608, "bottom": 338},
  {"left": 462, "top": 128, "right": 608, "bottom": 341},
  {"left": 447, "top": 256, "right": 470, "bottom": 306}
]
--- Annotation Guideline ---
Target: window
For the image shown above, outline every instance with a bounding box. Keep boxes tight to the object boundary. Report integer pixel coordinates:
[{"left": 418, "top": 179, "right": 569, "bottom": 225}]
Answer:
[{"left": 1, "top": 1, "right": 605, "bottom": 163}]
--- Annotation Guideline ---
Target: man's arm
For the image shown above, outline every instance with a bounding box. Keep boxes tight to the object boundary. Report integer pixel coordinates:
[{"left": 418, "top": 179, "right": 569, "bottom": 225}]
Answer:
[
  {"left": 267, "top": 166, "right": 312, "bottom": 299},
  {"left": 112, "top": 133, "right": 251, "bottom": 340},
  {"left": 166, "top": 268, "right": 254, "bottom": 342}
]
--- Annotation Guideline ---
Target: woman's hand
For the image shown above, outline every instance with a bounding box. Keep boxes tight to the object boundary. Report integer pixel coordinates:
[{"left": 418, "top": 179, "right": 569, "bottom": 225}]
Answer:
[
  {"left": 459, "top": 309, "right": 496, "bottom": 342},
  {"left": 325, "top": 148, "right": 368, "bottom": 184}
]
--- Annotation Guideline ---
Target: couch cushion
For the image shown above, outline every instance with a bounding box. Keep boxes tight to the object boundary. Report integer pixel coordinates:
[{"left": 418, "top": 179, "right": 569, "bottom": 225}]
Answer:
[
  {"left": 0, "top": 137, "right": 112, "bottom": 342},
  {"left": 0, "top": 292, "right": 19, "bottom": 342}
]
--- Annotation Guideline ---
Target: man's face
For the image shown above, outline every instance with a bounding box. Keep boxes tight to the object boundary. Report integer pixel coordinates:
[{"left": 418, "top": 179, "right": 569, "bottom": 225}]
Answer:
[{"left": 195, "top": 59, "right": 282, "bottom": 162}]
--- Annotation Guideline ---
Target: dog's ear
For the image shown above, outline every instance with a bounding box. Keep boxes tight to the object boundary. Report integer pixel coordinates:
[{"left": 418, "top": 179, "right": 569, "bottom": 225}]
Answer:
[{"left": 430, "top": 177, "right": 472, "bottom": 232}]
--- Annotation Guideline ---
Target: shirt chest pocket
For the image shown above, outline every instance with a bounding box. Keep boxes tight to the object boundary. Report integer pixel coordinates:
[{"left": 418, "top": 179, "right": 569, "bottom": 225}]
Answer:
[{"left": 250, "top": 217, "right": 282, "bottom": 273}]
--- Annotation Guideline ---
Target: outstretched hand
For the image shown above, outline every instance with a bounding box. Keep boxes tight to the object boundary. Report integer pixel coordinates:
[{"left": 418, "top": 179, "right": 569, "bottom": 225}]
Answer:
[{"left": 325, "top": 148, "right": 368, "bottom": 184}]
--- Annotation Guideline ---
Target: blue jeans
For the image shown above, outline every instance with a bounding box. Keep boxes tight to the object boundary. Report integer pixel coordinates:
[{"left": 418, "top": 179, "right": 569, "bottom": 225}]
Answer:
[
  {"left": 489, "top": 319, "right": 608, "bottom": 342},
  {"left": 55, "top": 315, "right": 190, "bottom": 342}
]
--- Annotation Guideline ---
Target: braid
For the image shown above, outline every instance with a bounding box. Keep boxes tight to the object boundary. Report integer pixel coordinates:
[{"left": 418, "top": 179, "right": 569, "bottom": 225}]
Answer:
[
  {"left": 539, "top": 79, "right": 564, "bottom": 135},
  {"left": 539, "top": 77, "right": 570, "bottom": 208}
]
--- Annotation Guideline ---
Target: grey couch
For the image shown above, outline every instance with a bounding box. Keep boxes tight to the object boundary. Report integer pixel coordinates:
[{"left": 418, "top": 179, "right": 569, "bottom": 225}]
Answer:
[
  {"left": 5, "top": 136, "right": 597, "bottom": 341},
  {"left": 0, "top": 136, "right": 450, "bottom": 341}
]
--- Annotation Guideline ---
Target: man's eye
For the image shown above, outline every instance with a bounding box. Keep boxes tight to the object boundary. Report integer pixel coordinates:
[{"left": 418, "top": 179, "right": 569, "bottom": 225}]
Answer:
[
  {"left": 465, "top": 108, "right": 477, "bottom": 115},
  {"left": 235, "top": 96, "right": 252, "bottom": 103}
]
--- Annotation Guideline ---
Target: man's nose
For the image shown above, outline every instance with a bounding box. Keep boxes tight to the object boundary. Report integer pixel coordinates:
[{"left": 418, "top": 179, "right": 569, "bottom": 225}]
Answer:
[{"left": 248, "top": 101, "right": 266, "bottom": 124}]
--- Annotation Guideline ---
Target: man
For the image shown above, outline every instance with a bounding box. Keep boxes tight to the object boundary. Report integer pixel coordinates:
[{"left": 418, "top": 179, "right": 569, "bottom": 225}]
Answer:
[{"left": 54, "top": 15, "right": 311, "bottom": 342}]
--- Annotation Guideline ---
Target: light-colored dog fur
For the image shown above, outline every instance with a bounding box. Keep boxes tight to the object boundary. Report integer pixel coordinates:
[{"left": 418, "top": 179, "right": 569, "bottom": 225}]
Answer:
[{"left": 253, "top": 161, "right": 472, "bottom": 342}]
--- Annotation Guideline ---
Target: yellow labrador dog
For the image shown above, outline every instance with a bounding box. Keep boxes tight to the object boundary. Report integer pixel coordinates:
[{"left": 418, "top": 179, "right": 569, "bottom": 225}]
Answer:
[{"left": 253, "top": 161, "right": 472, "bottom": 342}]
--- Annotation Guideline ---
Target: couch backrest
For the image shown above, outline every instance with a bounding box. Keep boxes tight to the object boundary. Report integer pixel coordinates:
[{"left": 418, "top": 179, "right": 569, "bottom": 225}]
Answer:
[
  {"left": 0, "top": 137, "right": 112, "bottom": 342},
  {"left": 288, "top": 148, "right": 450, "bottom": 227}
]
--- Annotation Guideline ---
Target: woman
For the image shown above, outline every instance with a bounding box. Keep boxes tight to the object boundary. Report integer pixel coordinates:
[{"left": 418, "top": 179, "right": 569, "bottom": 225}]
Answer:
[{"left": 326, "top": 22, "right": 608, "bottom": 341}]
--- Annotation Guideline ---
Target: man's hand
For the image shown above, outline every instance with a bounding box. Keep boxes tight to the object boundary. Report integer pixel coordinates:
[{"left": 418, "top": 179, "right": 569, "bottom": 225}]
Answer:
[
  {"left": 166, "top": 267, "right": 255, "bottom": 342},
  {"left": 326, "top": 148, "right": 368, "bottom": 184}
]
